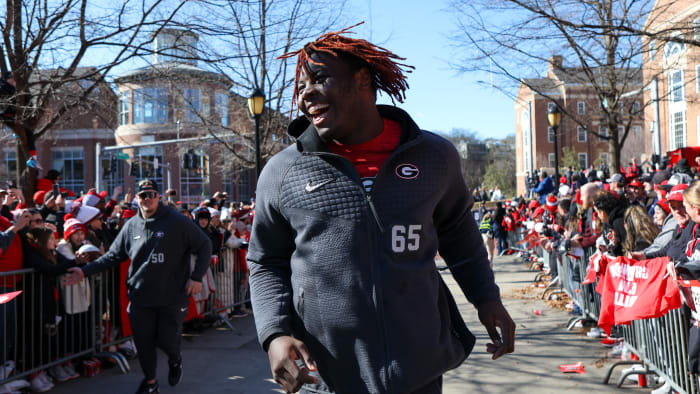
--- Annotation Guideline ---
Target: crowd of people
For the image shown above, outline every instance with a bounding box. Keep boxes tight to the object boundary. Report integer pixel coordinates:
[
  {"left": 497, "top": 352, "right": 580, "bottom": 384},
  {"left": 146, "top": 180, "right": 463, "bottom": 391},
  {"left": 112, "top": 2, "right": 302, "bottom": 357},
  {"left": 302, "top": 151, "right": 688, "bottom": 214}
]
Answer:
[
  {"left": 478, "top": 156, "right": 700, "bottom": 391},
  {"left": 0, "top": 171, "right": 253, "bottom": 393}
]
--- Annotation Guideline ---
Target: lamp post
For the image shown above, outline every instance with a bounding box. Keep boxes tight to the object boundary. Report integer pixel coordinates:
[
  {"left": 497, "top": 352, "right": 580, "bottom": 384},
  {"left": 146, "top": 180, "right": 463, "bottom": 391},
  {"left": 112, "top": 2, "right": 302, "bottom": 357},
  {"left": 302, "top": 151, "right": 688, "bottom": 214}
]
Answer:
[
  {"left": 247, "top": 88, "right": 265, "bottom": 179},
  {"left": 547, "top": 105, "right": 561, "bottom": 189}
]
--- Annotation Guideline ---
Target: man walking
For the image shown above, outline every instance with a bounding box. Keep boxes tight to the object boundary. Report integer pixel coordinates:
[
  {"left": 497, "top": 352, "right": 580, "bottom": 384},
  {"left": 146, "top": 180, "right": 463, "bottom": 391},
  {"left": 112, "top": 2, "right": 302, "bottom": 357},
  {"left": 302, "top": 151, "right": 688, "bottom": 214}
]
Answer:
[
  {"left": 64, "top": 179, "right": 212, "bottom": 394},
  {"left": 248, "top": 24, "right": 515, "bottom": 394}
]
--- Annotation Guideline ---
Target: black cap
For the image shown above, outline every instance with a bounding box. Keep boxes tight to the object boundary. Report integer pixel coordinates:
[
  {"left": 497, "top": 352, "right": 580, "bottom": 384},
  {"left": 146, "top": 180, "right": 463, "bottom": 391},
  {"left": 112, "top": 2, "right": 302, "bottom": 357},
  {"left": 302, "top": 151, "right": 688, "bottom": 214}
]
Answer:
[{"left": 137, "top": 179, "right": 158, "bottom": 193}]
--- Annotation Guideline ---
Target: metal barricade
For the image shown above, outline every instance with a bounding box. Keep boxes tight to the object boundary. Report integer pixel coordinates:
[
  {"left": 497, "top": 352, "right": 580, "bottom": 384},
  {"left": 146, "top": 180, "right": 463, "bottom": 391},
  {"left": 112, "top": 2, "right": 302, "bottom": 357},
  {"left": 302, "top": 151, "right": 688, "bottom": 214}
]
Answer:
[
  {"left": 605, "top": 309, "right": 698, "bottom": 394},
  {"left": 0, "top": 245, "right": 252, "bottom": 387},
  {"left": 1, "top": 268, "right": 97, "bottom": 385}
]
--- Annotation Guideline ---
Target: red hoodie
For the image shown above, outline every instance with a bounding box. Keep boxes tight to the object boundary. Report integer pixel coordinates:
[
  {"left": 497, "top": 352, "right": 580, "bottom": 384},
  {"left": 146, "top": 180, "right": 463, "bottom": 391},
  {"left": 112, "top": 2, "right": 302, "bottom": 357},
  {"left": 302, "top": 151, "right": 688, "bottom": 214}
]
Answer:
[{"left": 0, "top": 216, "right": 23, "bottom": 288}]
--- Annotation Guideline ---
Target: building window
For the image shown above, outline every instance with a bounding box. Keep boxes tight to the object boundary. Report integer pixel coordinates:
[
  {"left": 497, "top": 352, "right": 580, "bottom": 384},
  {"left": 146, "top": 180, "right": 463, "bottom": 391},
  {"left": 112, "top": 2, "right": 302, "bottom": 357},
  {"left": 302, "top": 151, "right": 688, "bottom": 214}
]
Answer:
[
  {"left": 618, "top": 125, "right": 625, "bottom": 140},
  {"left": 599, "top": 127, "right": 608, "bottom": 142},
  {"left": 118, "top": 91, "right": 130, "bottom": 126},
  {"left": 548, "top": 127, "right": 555, "bottom": 143},
  {"left": 670, "top": 111, "right": 686, "bottom": 150},
  {"left": 238, "top": 167, "right": 251, "bottom": 203},
  {"left": 695, "top": 18, "right": 700, "bottom": 40},
  {"left": 577, "top": 153, "right": 588, "bottom": 169},
  {"left": 577, "top": 126, "right": 587, "bottom": 142},
  {"left": 600, "top": 152, "right": 609, "bottom": 165},
  {"left": 1, "top": 150, "right": 16, "bottom": 182},
  {"left": 133, "top": 88, "right": 168, "bottom": 124},
  {"left": 100, "top": 154, "right": 125, "bottom": 197},
  {"left": 180, "top": 150, "right": 209, "bottom": 205},
  {"left": 670, "top": 70, "right": 685, "bottom": 103},
  {"left": 631, "top": 101, "right": 640, "bottom": 114},
  {"left": 577, "top": 102, "right": 585, "bottom": 115},
  {"left": 650, "top": 40, "right": 656, "bottom": 61},
  {"left": 183, "top": 88, "right": 201, "bottom": 122},
  {"left": 548, "top": 153, "right": 555, "bottom": 169},
  {"left": 215, "top": 92, "right": 229, "bottom": 127},
  {"left": 51, "top": 149, "right": 84, "bottom": 193},
  {"left": 664, "top": 33, "right": 686, "bottom": 59},
  {"left": 632, "top": 125, "right": 641, "bottom": 135},
  {"left": 132, "top": 147, "right": 164, "bottom": 190}
]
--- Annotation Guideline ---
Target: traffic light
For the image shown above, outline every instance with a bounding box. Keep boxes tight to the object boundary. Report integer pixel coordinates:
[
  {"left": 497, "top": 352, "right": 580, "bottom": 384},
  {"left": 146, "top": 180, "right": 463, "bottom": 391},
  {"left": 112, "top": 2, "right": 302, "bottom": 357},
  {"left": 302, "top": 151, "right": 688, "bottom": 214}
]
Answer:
[
  {"left": 110, "top": 156, "right": 118, "bottom": 174},
  {"left": 130, "top": 161, "right": 139, "bottom": 177},
  {"left": 191, "top": 153, "right": 200, "bottom": 170},
  {"left": 183, "top": 152, "right": 192, "bottom": 169}
]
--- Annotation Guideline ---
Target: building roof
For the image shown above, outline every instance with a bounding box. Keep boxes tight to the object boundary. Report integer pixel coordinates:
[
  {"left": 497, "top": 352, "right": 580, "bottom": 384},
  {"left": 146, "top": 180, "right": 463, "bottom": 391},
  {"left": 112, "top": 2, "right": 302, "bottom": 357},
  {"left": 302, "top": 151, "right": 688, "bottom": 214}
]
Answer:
[
  {"left": 521, "top": 77, "right": 562, "bottom": 94},
  {"left": 550, "top": 66, "right": 642, "bottom": 87},
  {"left": 114, "top": 61, "right": 232, "bottom": 86}
]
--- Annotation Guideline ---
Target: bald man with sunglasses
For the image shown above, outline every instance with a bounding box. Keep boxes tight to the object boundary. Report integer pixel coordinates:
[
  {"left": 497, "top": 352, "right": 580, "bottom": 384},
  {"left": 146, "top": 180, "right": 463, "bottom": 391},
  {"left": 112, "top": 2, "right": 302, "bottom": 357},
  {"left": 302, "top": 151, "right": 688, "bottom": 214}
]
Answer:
[{"left": 64, "top": 179, "right": 212, "bottom": 394}]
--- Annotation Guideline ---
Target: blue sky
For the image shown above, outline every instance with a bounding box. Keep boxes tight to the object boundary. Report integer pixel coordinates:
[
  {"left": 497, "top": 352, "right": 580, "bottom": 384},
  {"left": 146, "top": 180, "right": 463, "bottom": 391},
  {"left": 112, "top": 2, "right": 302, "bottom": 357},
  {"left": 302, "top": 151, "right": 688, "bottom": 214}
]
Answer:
[{"left": 346, "top": 0, "right": 515, "bottom": 140}]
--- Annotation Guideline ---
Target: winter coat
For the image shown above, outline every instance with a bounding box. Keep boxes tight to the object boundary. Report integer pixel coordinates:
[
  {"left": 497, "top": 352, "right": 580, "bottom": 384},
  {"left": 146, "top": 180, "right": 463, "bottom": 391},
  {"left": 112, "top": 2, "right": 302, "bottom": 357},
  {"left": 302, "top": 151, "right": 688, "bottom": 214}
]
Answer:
[{"left": 248, "top": 105, "right": 499, "bottom": 394}]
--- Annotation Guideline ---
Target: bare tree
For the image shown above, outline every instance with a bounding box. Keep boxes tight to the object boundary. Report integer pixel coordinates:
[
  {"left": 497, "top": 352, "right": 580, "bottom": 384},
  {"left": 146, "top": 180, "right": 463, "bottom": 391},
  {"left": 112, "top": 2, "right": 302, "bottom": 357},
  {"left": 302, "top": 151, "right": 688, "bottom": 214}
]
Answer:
[
  {"left": 448, "top": 0, "right": 695, "bottom": 172},
  {"left": 170, "top": 0, "right": 347, "bottom": 173},
  {"left": 0, "top": 0, "right": 185, "bottom": 196}
]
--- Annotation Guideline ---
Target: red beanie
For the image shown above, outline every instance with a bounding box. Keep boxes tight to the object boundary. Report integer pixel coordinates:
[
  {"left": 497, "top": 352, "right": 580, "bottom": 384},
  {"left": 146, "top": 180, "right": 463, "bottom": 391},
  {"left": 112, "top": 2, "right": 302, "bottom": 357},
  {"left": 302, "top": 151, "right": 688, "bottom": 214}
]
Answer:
[
  {"left": 545, "top": 194, "right": 558, "bottom": 211},
  {"left": 33, "top": 190, "right": 46, "bottom": 205},
  {"left": 63, "top": 218, "right": 86, "bottom": 240},
  {"left": 121, "top": 209, "right": 137, "bottom": 220}
]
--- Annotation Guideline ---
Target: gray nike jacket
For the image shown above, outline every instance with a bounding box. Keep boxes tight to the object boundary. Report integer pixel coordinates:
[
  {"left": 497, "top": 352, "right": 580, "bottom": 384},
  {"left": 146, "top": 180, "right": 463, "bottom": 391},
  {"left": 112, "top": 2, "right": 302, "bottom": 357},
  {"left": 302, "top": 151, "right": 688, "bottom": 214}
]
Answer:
[{"left": 248, "top": 105, "right": 500, "bottom": 394}]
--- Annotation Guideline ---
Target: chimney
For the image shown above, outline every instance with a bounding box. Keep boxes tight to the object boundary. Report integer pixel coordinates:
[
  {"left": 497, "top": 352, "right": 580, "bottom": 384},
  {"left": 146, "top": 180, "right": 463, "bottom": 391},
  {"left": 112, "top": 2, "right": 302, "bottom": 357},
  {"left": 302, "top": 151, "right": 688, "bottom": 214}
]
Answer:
[{"left": 548, "top": 55, "right": 563, "bottom": 74}]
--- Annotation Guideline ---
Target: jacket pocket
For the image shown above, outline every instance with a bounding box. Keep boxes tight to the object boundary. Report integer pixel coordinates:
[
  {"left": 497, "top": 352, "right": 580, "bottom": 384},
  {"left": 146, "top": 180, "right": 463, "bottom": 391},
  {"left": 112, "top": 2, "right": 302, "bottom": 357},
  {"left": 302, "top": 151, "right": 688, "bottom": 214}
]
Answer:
[{"left": 297, "top": 287, "right": 305, "bottom": 320}]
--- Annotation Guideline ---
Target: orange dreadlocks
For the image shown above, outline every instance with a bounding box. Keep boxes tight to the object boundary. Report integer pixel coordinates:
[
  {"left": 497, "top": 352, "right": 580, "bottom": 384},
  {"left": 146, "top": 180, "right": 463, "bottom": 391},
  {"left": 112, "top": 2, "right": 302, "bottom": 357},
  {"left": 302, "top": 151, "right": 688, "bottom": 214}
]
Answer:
[{"left": 278, "top": 22, "right": 414, "bottom": 116}]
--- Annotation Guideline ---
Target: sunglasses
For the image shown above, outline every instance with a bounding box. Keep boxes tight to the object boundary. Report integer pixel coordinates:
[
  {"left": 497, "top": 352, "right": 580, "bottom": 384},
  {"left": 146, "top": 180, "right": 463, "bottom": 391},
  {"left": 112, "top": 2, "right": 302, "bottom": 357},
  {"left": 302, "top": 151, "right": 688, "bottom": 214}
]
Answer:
[{"left": 137, "top": 191, "right": 158, "bottom": 200}]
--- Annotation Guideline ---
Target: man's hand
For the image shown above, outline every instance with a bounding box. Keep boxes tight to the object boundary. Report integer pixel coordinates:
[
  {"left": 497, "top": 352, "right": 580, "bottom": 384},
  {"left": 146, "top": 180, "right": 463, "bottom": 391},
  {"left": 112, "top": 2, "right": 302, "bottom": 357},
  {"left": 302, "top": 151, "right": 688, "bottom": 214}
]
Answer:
[
  {"left": 630, "top": 251, "right": 646, "bottom": 260},
  {"left": 112, "top": 186, "right": 123, "bottom": 201},
  {"left": 267, "top": 336, "right": 318, "bottom": 393},
  {"left": 55, "top": 193, "right": 65, "bottom": 208},
  {"left": 63, "top": 267, "right": 85, "bottom": 285},
  {"left": 12, "top": 210, "right": 31, "bottom": 231},
  {"left": 477, "top": 300, "right": 515, "bottom": 360},
  {"left": 185, "top": 279, "right": 202, "bottom": 296}
]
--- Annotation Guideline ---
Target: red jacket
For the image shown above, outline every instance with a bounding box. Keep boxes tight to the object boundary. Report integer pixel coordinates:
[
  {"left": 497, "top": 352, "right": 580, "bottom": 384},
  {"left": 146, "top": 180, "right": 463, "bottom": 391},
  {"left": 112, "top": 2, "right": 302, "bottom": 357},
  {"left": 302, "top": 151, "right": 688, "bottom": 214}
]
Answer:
[{"left": 0, "top": 216, "right": 23, "bottom": 288}]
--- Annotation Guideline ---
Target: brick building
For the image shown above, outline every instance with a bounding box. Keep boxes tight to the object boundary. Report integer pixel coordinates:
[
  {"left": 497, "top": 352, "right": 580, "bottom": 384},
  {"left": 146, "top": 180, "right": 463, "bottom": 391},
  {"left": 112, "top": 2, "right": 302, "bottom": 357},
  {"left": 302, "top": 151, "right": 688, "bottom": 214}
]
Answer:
[
  {"left": 1, "top": 29, "right": 288, "bottom": 205},
  {"left": 514, "top": 56, "right": 645, "bottom": 196},
  {"left": 643, "top": 0, "right": 700, "bottom": 157}
]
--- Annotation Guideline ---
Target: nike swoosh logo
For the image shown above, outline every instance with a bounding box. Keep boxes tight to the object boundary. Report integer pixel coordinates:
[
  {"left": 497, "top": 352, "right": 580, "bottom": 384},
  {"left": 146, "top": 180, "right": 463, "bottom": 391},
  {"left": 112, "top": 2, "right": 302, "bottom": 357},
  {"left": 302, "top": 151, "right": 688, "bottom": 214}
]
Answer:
[
  {"left": 305, "top": 178, "right": 335, "bottom": 193},
  {"left": 181, "top": 307, "right": 187, "bottom": 312}
]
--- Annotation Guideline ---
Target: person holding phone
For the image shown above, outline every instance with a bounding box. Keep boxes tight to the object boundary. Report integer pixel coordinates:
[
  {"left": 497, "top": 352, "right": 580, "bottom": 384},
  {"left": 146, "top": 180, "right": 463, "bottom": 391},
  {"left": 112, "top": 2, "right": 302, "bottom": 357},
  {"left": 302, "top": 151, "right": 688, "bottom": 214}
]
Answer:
[{"left": 62, "top": 179, "right": 212, "bottom": 394}]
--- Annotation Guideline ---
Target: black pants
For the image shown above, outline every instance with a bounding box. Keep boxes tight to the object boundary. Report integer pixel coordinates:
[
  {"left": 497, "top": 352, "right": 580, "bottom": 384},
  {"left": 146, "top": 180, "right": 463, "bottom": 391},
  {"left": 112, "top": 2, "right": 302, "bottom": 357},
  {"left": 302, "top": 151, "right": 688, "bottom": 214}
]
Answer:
[{"left": 128, "top": 302, "right": 188, "bottom": 381}]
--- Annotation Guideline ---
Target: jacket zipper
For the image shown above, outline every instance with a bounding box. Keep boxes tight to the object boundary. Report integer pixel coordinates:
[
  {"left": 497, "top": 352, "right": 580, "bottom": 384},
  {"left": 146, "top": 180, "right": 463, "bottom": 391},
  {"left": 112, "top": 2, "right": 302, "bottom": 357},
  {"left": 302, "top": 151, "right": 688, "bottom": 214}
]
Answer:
[
  {"left": 297, "top": 287, "right": 305, "bottom": 320},
  {"left": 308, "top": 135, "right": 423, "bottom": 394}
]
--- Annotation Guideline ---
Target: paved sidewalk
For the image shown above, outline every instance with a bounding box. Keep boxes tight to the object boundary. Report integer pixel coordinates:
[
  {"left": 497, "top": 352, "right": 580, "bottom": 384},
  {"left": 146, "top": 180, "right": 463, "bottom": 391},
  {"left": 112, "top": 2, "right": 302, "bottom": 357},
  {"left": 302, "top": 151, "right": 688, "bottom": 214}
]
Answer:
[
  {"left": 47, "top": 254, "right": 651, "bottom": 393},
  {"left": 440, "top": 254, "right": 648, "bottom": 394}
]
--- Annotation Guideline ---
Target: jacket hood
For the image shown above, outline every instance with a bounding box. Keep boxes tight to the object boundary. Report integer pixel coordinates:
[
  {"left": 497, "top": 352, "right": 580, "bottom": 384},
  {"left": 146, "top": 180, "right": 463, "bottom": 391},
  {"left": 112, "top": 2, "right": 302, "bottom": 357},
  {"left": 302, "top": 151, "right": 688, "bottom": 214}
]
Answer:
[{"left": 288, "top": 105, "right": 421, "bottom": 153}]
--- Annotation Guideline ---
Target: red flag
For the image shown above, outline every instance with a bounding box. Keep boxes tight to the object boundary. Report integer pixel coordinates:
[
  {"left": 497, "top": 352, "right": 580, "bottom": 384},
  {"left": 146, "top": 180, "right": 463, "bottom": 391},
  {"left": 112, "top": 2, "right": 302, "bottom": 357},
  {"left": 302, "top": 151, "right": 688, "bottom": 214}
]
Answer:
[
  {"left": 597, "top": 256, "right": 681, "bottom": 335},
  {"left": 583, "top": 252, "right": 609, "bottom": 285},
  {"left": 517, "top": 230, "right": 541, "bottom": 249},
  {"left": 0, "top": 290, "right": 21, "bottom": 304}
]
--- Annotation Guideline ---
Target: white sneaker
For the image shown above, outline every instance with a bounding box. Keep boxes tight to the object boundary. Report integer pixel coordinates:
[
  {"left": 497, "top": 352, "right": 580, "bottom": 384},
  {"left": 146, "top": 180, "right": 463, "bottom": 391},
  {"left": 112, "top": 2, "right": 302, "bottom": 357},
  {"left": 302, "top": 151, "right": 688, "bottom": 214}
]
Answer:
[
  {"left": 62, "top": 362, "right": 79, "bottom": 379},
  {"left": 49, "top": 364, "right": 71, "bottom": 382},
  {"left": 620, "top": 365, "right": 645, "bottom": 383},
  {"left": 29, "top": 373, "right": 54, "bottom": 393},
  {"left": 1, "top": 378, "right": 30, "bottom": 392},
  {"left": 38, "top": 370, "right": 53, "bottom": 386},
  {"left": 586, "top": 327, "right": 604, "bottom": 338},
  {"left": 651, "top": 381, "right": 671, "bottom": 394}
]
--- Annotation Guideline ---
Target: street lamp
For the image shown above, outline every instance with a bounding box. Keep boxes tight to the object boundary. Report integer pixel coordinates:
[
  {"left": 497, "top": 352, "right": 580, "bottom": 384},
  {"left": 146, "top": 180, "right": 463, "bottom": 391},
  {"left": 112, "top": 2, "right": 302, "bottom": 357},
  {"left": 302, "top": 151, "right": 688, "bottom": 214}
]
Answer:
[
  {"left": 547, "top": 104, "right": 561, "bottom": 189},
  {"left": 247, "top": 88, "right": 264, "bottom": 179}
]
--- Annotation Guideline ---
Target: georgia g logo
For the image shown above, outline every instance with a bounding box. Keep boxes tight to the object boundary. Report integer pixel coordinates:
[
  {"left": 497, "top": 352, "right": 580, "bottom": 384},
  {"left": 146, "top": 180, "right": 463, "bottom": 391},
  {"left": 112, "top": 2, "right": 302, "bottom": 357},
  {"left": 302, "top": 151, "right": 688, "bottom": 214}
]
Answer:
[{"left": 395, "top": 163, "right": 420, "bottom": 180}]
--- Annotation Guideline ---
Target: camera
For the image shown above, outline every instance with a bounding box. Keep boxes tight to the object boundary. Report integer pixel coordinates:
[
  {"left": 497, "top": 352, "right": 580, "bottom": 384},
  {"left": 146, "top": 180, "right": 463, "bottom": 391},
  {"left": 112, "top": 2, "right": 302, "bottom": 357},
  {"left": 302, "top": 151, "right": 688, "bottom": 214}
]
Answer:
[{"left": 564, "top": 239, "right": 572, "bottom": 252}]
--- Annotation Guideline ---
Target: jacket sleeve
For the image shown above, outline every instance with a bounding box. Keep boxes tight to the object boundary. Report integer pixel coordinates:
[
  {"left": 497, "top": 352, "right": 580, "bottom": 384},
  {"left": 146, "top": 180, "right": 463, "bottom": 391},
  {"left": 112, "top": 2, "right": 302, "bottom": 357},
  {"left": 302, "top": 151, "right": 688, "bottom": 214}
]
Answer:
[
  {"left": 644, "top": 216, "right": 676, "bottom": 256},
  {"left": 81, "top": 224, "right": 130, "bottom": 276},
  {"left": 246, "top": 157, "right": 296, "bottom": 350},
  {"left": 434, "top": 143, "right": 500, "bottom": 307},
  {"left": 186, "top": 219, "right": 212, "bottom": 282}
]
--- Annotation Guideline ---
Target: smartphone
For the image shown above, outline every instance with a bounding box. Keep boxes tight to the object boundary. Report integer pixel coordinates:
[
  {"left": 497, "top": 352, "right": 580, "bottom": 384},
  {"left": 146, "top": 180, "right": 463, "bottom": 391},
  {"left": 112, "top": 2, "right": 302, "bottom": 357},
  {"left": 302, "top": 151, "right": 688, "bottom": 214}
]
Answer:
[{"left": 52, "top": 183, "right": 60, "bottom": 196}]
